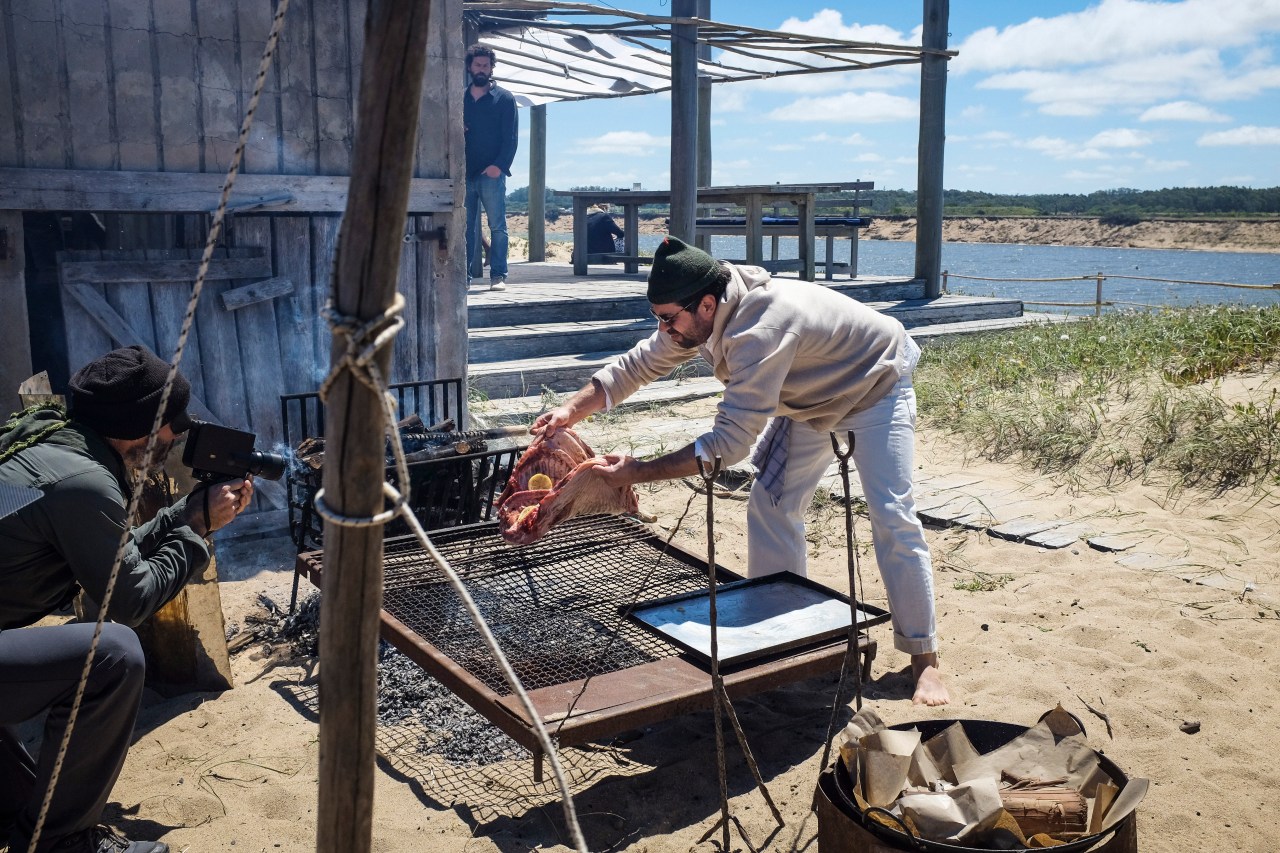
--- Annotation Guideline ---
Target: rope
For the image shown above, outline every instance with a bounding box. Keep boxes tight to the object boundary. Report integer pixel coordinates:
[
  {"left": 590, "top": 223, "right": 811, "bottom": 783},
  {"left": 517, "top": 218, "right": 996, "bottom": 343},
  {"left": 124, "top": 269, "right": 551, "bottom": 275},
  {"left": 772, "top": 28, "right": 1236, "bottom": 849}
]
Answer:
[
  {"left": 818, "top": 431, "right": 866, "bottom": 776},
  {"left": 551, "top": 487, "right": 700, "bottom": 739},
  {"left": 945, "top": 270, "right": 1278, "bottom": 290},
  {"left": 26, "top": 3, "right": 292, "bottom": 850},
  {"left": 694, "top": 457, "right": 783, "bottom": 853},
  {"left": 313, "top": 300, "right": 589, "bottom": 853}
]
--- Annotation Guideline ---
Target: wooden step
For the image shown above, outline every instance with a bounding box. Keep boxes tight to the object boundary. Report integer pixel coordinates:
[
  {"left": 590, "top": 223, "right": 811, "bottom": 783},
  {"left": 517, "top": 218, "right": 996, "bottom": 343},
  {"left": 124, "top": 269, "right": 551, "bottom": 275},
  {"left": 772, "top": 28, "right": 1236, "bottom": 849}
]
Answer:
[
  {"left": 466, "top": 276, "right": 929, "bottom": 328},
  {"left": 468, "top": 311, "right": 1075, "bottom": 401},
  {"left": 468, "top": 294, "right": 1026, "bottom": 367},
  {"left": 469, "top": 317, "right": 654, "bottom": 362}
]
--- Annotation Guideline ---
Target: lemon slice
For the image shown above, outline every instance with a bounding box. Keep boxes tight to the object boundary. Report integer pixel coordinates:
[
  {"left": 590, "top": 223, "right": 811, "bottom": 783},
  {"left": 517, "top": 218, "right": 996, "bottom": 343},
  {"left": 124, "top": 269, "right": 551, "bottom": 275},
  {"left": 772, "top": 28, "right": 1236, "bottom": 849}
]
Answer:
[{"left": 528, "top": 473, "right": 554, "bottom": 491}]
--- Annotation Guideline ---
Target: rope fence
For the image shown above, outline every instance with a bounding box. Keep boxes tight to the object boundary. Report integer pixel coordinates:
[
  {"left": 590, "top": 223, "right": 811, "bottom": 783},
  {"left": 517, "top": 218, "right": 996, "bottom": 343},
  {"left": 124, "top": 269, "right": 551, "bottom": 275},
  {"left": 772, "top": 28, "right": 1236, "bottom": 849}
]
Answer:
[{"left": 943, "top": 270, "right": 1280, "bottom": 317}]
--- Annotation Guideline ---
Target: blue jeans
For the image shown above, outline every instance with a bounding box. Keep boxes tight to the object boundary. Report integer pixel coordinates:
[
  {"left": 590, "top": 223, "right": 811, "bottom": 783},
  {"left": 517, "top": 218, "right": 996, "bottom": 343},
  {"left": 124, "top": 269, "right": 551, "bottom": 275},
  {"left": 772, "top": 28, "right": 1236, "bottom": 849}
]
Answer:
[{"left": 465, "top": 173, "right": 508, "bottom": 281}]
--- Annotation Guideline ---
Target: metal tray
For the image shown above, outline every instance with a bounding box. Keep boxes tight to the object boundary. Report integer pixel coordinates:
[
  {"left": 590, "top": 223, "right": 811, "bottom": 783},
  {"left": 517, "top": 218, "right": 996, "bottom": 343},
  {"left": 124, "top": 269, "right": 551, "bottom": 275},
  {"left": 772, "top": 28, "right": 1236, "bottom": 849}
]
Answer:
[{"left": 624, "top": 572, "right": 890, "bottom": 668}]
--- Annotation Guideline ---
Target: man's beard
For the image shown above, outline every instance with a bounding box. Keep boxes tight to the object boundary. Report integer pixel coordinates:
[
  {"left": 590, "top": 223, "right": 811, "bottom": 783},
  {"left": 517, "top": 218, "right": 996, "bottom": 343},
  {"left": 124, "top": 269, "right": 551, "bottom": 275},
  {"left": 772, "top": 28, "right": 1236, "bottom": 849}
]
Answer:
[
  {"left": 124, "top": 439, "right": 174, "bottom": 476},
  {"left": 470, "top": 71, "right": 490, "bottom": 87}
]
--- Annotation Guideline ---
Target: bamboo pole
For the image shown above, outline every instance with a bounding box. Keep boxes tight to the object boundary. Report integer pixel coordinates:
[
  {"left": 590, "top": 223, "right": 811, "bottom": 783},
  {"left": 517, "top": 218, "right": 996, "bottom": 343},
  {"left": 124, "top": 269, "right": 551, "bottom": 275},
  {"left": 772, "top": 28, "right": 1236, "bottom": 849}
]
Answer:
[{"left": 317, "top": 2, "right": 432, "bottom": 852}]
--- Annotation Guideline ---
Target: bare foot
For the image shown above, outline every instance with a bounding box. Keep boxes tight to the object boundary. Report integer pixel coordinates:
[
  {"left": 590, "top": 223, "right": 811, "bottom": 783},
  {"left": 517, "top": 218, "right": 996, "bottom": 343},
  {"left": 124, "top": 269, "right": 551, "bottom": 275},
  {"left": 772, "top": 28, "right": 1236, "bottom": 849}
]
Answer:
[{"left": 911, "top": 652, "right": 950, "bottom": 706}]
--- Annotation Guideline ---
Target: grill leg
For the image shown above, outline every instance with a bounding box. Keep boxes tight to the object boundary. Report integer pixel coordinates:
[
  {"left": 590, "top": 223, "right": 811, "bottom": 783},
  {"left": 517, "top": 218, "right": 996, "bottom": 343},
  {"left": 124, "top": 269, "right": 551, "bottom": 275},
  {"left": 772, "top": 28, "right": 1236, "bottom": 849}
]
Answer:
[
  {"left": 532, "top": 748, "right": 544, "bottom": 784},
  {"left": 860, "top": 635, "right": 877, "bottom": 682}
]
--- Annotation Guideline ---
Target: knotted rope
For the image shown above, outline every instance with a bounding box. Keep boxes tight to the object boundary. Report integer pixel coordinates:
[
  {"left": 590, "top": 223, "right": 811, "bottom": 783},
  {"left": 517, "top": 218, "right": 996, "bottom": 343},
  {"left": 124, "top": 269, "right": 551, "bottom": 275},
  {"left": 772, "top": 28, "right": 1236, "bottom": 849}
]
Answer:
[{"left": 311, "top": 298, "right": 589, "bottom": 853}]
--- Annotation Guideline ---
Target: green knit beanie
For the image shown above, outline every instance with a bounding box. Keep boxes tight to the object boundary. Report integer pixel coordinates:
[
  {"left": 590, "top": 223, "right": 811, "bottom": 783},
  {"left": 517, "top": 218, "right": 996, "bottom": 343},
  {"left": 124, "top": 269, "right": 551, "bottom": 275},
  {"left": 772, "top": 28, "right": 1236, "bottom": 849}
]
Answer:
[{"left": 646, "top": 235, "right": 721, "bottom": 305}]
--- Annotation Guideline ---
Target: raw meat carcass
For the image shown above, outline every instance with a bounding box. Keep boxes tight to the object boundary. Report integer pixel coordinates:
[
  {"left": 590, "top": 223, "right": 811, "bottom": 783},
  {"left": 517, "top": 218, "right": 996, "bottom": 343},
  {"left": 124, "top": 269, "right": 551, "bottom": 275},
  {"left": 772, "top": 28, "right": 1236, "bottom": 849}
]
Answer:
[{"left": 495, "top": 428, "right": 639, "bottom": 545}]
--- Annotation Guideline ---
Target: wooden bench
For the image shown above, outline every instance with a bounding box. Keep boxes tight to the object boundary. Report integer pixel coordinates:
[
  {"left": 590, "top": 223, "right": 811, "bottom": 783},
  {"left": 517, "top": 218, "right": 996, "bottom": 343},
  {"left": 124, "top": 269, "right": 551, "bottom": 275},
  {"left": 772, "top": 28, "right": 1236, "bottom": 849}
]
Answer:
[
  {"left": 582, "top": 252, "right": 652, "bottom": 267},
  {"left": 695, "top": 215, "right": 870, "bottom": 279},
  {"left": 695, "top": 181, "right": 872, "bottom": 280}
]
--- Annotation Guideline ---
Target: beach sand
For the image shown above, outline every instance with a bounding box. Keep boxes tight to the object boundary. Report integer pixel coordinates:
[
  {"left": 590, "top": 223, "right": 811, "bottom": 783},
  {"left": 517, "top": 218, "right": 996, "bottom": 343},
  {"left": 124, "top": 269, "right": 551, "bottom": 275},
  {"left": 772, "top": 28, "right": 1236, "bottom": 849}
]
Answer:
[{"left": 57, "top": 392, "right": 1280, "bottom": 853}]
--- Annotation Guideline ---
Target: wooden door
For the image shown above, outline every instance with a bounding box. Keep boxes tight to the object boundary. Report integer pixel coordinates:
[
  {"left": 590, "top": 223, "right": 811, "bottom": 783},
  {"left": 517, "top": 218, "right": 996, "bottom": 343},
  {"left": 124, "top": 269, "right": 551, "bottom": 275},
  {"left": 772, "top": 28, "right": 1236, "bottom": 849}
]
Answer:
[{"left": 57, "top": 245, "right": 295, "bottom": 508}]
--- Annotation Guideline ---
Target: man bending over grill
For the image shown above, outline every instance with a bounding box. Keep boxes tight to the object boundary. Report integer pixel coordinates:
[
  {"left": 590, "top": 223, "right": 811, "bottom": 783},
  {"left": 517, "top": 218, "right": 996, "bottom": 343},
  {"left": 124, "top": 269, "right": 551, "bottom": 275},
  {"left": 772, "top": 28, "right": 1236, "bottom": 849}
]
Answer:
[
  {"left": 534, "top": 237, "right": 949, "bottom": 706},
  {"left": 0, "top": 346, "right": 253, "bottom": 853}
]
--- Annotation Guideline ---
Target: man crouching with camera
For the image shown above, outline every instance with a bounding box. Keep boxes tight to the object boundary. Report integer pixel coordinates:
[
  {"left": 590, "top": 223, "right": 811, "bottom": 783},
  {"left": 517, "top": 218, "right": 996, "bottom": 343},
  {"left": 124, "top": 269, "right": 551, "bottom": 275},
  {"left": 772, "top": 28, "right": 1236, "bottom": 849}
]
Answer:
[{"left": 0, "top": 346, "right": 252, "bottom": 853}]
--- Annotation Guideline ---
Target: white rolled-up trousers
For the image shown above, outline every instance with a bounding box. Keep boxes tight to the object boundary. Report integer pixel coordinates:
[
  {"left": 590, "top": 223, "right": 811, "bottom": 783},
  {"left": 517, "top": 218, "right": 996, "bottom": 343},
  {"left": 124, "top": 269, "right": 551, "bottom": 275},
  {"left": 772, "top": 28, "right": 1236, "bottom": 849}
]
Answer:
[{"left": 746, "top": 374, "right": 938, "bottom": 656}]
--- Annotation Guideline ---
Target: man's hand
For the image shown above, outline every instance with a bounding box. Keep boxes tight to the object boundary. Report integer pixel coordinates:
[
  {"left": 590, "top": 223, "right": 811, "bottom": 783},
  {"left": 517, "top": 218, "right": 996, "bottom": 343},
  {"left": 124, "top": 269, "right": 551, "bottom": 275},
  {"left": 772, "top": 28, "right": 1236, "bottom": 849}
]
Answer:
[
  {"left": 588, "top": 452, "right": 642, "bottom": 488},
  {"left": 531, "top": 406, "right": 576, "bottom": 438},
  {"left": 482, "top": 165, "right": 502, "bottom": 178},
  {"left": 185, "top": 478, "right": 254, "bottom": 536}
]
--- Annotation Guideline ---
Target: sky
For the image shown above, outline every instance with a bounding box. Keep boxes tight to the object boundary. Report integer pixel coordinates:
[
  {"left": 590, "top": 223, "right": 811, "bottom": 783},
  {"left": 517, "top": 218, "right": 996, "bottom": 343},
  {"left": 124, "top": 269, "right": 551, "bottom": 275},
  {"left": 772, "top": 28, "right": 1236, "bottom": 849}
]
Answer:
[{"left": 499, "top": 0, "right": 1280, "bottom": 195}]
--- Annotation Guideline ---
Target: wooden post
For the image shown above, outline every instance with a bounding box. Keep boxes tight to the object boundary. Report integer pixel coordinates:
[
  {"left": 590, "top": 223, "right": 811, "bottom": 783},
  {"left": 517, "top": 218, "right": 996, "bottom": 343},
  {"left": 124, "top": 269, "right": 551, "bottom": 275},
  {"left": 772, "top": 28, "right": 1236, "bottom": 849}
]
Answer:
[
  {"left": 914, "top": 0, "right": 950, "bottom": 298},
  {"left": 669, "top": 0, "right": 699, "bottom": 242},
  {"left": 317, "top": 3, "right": 432, "bottom": 853},
  {"left": 696, "top": 0, "right": 712, "bottom": 188},
  {"left": 528, "top": 104, "right": 546, "bottom": 261},
  {"left": 0, "top": 212, "right": 30, "bottom": 413}
]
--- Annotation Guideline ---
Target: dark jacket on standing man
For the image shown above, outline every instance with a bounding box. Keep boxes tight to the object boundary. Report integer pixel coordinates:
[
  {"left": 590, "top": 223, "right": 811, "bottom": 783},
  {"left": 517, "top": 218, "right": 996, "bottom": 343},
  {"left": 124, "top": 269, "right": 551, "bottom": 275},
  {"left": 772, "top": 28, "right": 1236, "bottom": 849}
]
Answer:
[{"left": 464, "top": 83, "right": 519, "bottom": 178}]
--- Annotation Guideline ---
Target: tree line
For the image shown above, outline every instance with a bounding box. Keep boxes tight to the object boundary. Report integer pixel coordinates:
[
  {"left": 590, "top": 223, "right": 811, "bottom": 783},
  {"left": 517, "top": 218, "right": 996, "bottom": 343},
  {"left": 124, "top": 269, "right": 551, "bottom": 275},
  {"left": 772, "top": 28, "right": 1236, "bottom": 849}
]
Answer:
[{"left": 507, "top": 185, "right": 1280, "bottom": 219}]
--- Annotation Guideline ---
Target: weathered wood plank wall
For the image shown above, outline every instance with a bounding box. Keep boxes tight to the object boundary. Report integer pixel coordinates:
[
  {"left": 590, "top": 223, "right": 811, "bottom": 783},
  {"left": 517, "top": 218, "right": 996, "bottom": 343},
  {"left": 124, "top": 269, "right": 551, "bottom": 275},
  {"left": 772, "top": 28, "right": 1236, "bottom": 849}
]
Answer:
[{"left": 1, "top": 0, "right": 467, "bottom": 442}]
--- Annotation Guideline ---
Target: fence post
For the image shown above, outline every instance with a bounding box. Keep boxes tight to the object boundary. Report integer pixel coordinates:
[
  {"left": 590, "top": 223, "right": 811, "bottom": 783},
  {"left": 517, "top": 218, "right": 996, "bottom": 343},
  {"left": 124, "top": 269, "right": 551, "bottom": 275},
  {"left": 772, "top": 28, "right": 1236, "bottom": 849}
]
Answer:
[
  {"left": 942, "top": 269, "right": 948, "bottom": 294},
  {"left": 1095, "top": 272, "right": 1104, "bottom": 316}
]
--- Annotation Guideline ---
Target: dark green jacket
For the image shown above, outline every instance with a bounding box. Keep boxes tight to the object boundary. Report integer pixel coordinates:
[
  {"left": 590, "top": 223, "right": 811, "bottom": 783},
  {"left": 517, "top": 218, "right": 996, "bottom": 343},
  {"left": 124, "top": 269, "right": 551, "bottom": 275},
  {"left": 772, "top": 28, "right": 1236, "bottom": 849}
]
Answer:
[{"left": 0, "top": 406, "right": 210, "bottom": 630}]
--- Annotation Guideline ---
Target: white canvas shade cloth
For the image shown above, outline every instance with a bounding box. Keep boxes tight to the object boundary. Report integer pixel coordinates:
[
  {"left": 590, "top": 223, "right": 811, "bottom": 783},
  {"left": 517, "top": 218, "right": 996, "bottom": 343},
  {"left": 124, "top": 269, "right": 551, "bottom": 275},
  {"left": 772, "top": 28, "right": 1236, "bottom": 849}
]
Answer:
[{"left": 467, "top": 0, "right": 949, "bottom": 106}]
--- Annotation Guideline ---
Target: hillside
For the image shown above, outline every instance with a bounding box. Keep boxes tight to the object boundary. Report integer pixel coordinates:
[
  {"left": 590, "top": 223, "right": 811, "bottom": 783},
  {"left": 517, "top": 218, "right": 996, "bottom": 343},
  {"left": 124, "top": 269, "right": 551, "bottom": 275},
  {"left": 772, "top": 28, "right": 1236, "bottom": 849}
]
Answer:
[{"left": 505, "top": 215, "right": 1280, "bottom": 254}]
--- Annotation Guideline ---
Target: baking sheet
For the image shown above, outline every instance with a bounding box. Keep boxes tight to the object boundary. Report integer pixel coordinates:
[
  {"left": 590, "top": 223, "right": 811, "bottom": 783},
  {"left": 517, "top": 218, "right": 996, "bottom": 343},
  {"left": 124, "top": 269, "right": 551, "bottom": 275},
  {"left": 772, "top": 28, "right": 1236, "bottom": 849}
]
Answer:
[{"left": 625, "top": 573, "right": 890, "bottom": 667}]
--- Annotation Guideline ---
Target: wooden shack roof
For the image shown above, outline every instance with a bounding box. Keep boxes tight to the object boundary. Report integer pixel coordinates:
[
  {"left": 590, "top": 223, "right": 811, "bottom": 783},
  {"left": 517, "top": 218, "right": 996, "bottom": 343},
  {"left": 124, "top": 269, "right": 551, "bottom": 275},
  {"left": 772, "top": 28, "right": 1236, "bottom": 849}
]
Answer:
[{"left": 464, "top": 0, "right": 953, "bottom": 106}]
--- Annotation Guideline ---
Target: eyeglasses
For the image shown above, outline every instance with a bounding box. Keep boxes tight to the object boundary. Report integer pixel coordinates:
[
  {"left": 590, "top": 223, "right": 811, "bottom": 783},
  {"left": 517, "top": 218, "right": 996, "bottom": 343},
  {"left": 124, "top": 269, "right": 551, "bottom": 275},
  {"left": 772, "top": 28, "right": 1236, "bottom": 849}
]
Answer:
[{"left": 651, "top": 297, "right": 701, "bottom": 325}]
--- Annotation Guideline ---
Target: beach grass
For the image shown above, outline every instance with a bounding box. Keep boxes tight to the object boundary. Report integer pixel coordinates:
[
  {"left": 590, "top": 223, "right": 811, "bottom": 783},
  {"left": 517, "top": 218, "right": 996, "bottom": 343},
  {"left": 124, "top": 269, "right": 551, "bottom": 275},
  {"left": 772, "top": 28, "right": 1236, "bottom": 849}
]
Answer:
[{"left": 914, "top": 305, "right": 1280, "bottom": 493}]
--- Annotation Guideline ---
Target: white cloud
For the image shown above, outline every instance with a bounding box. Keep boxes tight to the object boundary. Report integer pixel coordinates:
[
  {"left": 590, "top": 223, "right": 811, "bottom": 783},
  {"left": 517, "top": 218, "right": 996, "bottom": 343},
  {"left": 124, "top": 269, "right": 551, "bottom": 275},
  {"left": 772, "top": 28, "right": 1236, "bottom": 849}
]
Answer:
[
  {"left": 960, "top": 105, "right": 987, "bottom": 119},
  {"left": 1139, "top": 101, "right": 1231, "bottom": 122},
  {"left": 1198, "top": 125, "right": 1280, "bottom": 145},
  {"left": 776, "top": 10, "right": 909, "bottom": 45},
  {"left": 951, "top": 130, "right": 1015, "bottom": 144},
  {"left": 767, "top": 143, "right": 805, "bottom": 152},
  {"left": 853, "top": 152, "right": 884, "bottom": 162},
  {"left": 1022, "top": 136, "right": 1108, "bottom": 160},
  {"left": 714, "top": 86, "right": 749, "bottom": 113},
  {"left": 572, "top": 131, "right": 670, "bottom": 157},
  {"left": 1086, "top": 128, "right": 1154, "bottom": 148},
  {"left": 1143, "top": 157, "right": 1191, "bottom": 171},
  {"left": 767, "top": 91, "right": 917, "bottom": 122},
  {"left": 805, "top": 132, "right": 869, "bottom": 145},
  {"left": 957, "top": 2, "right": 1280, "bottom": 117},
  {"left": 955, "top": 0, "right": 1280, "bottom": 73}
]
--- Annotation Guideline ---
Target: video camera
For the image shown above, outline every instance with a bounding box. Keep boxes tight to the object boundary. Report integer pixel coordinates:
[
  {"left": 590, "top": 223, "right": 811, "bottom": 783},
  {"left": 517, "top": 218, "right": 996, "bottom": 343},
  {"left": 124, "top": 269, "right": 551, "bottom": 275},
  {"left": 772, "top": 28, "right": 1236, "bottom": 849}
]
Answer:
[{"left": 182, "top": 421, "right": 287, "bottom": 483}]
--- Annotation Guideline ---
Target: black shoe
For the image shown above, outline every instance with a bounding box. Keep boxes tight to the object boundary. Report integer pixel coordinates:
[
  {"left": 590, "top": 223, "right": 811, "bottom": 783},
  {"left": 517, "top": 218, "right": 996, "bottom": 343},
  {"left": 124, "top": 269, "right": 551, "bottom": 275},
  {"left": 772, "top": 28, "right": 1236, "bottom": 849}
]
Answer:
[{"left": 49, "top": 825, "right": 168, "bottom": 853}]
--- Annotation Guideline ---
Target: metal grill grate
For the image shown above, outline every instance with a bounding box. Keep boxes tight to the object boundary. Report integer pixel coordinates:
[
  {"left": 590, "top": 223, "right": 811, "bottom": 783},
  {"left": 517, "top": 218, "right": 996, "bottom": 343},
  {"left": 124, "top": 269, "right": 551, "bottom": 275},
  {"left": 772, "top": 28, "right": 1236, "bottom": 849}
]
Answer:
[{"left": 380, "top": 515, "right": 728, "bottom": 696}]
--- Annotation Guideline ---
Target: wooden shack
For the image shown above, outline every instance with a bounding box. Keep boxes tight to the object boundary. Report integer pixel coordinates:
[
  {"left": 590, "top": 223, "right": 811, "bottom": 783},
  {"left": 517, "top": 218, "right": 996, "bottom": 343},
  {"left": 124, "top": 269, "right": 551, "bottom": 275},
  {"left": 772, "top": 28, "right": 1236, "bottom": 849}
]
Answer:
[{"left": 0, "top": 0, "right": 468, "bottom": 517}]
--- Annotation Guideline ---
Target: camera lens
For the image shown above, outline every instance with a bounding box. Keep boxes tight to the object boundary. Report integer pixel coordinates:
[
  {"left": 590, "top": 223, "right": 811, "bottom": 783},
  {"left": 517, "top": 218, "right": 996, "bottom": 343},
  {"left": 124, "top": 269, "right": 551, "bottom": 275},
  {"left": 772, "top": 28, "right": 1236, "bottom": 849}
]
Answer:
[{"left": 246, "top": 450, "right": 287, "bottom": 481}]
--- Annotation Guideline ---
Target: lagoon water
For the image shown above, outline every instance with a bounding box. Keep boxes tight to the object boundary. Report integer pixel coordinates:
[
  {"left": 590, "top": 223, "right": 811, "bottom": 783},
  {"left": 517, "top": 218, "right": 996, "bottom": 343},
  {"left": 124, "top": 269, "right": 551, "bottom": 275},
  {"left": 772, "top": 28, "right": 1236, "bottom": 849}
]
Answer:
[{"left": 548, "top": 233, "right": 1279, "bottom": 313}]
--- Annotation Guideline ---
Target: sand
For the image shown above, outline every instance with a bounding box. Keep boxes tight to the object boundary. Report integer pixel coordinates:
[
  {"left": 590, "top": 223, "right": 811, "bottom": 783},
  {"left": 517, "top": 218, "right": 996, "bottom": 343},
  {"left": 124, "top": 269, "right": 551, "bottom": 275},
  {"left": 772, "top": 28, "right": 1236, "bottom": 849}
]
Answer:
[
  {"left": 55, "top": 389, "right": 1279, "bottom": 853},
  {"left": 502, "top": 214, "right": 1280, "bottom": 255}
]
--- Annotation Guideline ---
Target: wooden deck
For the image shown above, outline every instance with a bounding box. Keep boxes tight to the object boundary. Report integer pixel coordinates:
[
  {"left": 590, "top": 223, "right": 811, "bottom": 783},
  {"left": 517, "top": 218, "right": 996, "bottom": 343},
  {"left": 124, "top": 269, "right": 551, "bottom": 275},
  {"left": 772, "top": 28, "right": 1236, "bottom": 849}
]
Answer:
[{"left": 464, "top": 260, "right": 1040, "bottom": 402}]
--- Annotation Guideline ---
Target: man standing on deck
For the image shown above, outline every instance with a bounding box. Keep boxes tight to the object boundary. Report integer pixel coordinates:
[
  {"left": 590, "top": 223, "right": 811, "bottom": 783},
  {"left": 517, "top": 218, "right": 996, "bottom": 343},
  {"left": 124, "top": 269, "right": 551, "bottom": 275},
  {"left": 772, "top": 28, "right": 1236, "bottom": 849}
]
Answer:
[
  {"left": 463, "top": 43, "right": 518, "bottom": 292},
  {"left": 534, "top": 237, "right": 949, "bottom": 706}
]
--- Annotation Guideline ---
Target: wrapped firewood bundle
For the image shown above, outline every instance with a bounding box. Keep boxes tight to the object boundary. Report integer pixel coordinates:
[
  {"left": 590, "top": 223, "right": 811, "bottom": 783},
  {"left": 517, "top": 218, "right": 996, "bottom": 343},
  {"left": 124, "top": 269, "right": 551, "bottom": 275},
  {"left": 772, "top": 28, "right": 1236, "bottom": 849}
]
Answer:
[{"left": 999, "top": 786, "right": 1087, "bottom": 837}]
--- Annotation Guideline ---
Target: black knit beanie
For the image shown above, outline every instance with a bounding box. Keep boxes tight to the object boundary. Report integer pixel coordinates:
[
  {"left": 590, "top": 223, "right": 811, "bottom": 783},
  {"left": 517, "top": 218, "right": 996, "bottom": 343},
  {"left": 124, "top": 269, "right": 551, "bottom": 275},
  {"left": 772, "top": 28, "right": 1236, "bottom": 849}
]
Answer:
[
  {"left": 68, "top": 346, "right": 191, "bottom": 440},
  {"left": 646, "top": 235, "right": 721, "bottom": 305}
]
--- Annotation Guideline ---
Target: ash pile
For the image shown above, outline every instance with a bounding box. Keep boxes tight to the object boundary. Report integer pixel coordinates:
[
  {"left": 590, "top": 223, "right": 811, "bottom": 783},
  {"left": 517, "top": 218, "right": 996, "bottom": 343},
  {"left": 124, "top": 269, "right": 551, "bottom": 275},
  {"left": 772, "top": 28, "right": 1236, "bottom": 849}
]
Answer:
[{"left": 229, "top": 592, "right": 524, "bottom": 766}]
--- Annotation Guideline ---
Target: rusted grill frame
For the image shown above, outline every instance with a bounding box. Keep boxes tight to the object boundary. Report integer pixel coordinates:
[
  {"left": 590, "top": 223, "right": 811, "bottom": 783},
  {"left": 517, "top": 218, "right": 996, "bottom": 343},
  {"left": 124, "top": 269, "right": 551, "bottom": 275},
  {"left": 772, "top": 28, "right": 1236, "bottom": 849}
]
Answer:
[{"left": 296, "top": 515, "right": 877, "bottom": 777}]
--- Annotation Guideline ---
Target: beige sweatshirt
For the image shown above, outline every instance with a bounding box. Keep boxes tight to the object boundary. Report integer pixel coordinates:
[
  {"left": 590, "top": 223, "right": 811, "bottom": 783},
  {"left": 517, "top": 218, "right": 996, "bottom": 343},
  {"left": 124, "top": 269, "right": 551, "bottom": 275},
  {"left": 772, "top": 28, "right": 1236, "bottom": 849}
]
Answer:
[{"left": 592, "top": 263, "right": 909, "bottom": 466}]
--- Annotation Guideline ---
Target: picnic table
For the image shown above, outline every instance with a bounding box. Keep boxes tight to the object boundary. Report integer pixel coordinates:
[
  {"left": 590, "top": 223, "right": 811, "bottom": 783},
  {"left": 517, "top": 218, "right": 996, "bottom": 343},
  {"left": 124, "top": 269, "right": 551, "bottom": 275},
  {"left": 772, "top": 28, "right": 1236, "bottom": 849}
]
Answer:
[{"left": 563, "top": 184, "right": 848, "bottom": 280}]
